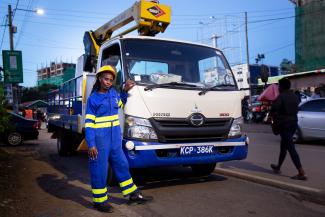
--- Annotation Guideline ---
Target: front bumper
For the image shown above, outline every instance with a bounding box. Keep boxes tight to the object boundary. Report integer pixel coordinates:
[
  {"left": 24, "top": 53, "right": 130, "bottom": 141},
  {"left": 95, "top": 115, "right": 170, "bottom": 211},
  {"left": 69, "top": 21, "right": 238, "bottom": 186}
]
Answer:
[{"left": 123, "top": 136, "right": 248, "bottom": 168}]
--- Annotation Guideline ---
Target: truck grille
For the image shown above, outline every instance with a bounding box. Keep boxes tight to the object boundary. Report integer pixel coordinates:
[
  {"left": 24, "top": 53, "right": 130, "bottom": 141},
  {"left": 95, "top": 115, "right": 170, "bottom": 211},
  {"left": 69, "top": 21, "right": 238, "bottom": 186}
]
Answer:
[{"left": 149, "top": 117, "right": 232, "bottom": 143}]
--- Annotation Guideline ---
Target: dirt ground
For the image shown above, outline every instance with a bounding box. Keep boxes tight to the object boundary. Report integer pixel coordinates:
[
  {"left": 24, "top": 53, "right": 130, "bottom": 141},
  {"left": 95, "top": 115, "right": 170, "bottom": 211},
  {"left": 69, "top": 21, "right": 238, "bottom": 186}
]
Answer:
[
  {"left": 0, "top": 148, "right": 32, "bottom": 217},
  {"left": 0, "top": 133, "right": 133, "bottom": 217}
]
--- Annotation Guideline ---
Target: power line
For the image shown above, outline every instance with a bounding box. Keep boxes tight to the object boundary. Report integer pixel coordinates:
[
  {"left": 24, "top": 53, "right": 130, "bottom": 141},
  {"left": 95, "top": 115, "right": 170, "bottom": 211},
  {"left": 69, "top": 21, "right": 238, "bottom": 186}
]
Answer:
[
  {"left": 0, "top": 15, "right": 7, "bottom": 51},
  {"left": 264, "top": 43, "right": 294, "bottom": 55},
  {"left": 250, "top": 43, "right": 294, "bottom": 62},
  {"left": 15, "top": 0, "right": 35, "bottom": 48},
  {"left": 18, "top": 42, "right": 80, "bottom": 50}
]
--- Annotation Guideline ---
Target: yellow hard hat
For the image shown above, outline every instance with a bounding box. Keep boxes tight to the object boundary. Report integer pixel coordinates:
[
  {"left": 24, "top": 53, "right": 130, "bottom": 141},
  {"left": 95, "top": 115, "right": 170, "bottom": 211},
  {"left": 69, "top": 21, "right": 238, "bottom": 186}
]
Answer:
[{"left": 96, "top": 65, "right": 116, "bottom": 78}]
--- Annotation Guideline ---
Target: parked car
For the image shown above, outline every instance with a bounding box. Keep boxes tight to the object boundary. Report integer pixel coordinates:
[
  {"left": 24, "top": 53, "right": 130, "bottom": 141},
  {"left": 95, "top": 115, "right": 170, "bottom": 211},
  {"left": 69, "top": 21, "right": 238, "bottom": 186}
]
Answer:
[
  {"left": 299, "top": 92, "right": 311, "bottom": 103},
  {"left": 0, "top": 112, "right": 39, "bottom": 146},
  {"left": 294, "top": 98, "right": 325, "bottom": 143}
]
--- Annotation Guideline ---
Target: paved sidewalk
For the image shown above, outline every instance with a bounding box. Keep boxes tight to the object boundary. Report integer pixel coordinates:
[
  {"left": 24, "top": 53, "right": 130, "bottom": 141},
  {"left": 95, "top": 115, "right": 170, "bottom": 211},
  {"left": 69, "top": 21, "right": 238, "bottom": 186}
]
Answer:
[{"left": 214, "top": 123, "right": 325, "bottom": 204}]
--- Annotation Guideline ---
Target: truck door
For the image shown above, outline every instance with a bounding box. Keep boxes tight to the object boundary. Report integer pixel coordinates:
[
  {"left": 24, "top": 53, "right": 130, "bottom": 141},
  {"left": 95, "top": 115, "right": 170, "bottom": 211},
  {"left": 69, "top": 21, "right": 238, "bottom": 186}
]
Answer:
[{"left": 99, "top": 42, "right": 125, "bottom": 130}]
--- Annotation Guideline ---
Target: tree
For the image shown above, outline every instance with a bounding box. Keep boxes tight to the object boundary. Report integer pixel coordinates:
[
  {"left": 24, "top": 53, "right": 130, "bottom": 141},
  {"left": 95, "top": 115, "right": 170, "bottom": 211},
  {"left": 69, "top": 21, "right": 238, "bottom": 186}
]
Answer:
[
  {"left": 280, "top": 58, "right": 295, "bottom": 74},
  {"left": 0, "top": 84, "right": 9, "bottom": 133},
  {"left": 21, "top": 83, "right": 57, "bottom": 103}
]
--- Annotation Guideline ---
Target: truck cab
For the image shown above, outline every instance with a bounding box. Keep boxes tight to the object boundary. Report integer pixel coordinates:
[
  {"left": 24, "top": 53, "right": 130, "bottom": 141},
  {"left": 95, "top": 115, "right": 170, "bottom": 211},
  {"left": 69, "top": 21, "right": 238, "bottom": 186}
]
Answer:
[{"left": 93, "top": 36, "right": 248, "bottom": 172}]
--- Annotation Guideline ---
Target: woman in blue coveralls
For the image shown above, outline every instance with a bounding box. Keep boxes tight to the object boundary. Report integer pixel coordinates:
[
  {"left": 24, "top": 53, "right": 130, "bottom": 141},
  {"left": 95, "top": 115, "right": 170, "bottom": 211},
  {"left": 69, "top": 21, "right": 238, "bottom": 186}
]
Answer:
[{"left": 85, "top": 65, "right": 153, "bottom": 213}]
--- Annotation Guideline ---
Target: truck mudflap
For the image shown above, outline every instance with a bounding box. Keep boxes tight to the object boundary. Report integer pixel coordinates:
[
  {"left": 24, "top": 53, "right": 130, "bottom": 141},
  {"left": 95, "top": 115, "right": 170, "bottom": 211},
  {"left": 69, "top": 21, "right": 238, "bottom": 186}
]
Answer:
[{"left": 122, "top": 136, "right": 248, "bottom": 168}]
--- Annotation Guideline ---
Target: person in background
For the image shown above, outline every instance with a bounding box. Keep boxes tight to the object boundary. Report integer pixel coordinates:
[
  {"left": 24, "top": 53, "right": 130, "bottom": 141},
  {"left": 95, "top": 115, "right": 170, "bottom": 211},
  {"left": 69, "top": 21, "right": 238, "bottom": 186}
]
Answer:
[
  {"left": 85, "top": 65, "right": 153, "bottom": 213},
  {"left": 24, "top": 107, "right": 33, "bottom": 119},
  {"left": 311, "top": 87, "right": 321, "bottom": 99},
  {"left": 270, "top": 78, "right": 307, "bottom": 180}
]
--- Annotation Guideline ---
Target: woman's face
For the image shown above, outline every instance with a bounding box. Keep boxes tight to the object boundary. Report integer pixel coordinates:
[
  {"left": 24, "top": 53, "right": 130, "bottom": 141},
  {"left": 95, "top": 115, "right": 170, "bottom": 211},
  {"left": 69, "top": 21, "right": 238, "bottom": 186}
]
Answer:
[{"left": 99, "top": 72, "right": 114, "bottom": 91}]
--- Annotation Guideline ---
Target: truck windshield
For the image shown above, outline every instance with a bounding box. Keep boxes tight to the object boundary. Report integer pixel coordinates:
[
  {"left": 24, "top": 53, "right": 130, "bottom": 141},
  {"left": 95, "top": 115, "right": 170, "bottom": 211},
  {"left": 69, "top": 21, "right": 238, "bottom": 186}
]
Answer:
[{"left": 123, "top": 39, "right": 236, "bottom": 90}]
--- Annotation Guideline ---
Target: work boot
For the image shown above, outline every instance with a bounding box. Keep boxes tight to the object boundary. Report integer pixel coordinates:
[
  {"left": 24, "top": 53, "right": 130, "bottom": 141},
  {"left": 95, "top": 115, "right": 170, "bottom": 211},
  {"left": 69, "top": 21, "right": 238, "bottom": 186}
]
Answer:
[
  {"left": 128, "top": 191, "right": 153, "bottom": 205},
  {"left": 291, "top": 168, "right": 307, "bottom": 181},
  {"left": 270, "top": 164, "right": 281, "bottom": 174},
  {"left": 93, "top": 203, "right": 113, "bottom": 213}
]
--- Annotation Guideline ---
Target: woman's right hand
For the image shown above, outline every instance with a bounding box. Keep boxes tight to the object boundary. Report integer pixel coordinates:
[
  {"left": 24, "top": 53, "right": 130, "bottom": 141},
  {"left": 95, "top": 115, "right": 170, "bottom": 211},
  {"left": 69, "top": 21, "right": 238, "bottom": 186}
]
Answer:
[{"left": 88, "top": 146, "right": 98, "bottom": 160}]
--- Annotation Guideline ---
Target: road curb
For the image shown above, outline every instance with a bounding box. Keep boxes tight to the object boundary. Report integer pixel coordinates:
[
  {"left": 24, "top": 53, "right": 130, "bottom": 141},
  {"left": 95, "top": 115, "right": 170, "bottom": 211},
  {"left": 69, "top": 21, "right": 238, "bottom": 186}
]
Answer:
[{"left": 214, "top": 167, "right": 325, "bottom": 206}]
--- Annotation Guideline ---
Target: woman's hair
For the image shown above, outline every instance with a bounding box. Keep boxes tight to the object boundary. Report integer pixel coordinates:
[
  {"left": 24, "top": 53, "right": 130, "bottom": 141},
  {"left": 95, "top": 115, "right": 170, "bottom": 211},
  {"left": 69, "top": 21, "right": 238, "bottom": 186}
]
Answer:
[
  {"left": 91, "top": 77, "right": 101, "bottom": 93},
  {"left": 279, "top": 78, "right": 291, "bottom": 91}
]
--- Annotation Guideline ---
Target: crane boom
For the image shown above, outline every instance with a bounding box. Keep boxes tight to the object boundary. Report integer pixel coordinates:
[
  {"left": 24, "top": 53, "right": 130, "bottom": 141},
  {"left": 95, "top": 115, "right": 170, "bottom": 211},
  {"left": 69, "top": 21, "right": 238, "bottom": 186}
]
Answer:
[{"left": 83, "top": 0, "right": 171, "bottom": 72}]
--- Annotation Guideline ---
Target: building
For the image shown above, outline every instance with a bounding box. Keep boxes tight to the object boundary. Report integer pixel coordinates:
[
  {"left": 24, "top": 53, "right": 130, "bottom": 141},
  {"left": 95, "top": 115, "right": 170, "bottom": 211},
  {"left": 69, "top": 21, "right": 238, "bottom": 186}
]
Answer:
[
  {"left": 37, "top": 62, "right": 76, "bottom": 86},
  {"left": 293, "top": 0, "right": 325, "bottom": 72},
  {"left": 232, "top": 64, "right": 279, "bottom": 86}
]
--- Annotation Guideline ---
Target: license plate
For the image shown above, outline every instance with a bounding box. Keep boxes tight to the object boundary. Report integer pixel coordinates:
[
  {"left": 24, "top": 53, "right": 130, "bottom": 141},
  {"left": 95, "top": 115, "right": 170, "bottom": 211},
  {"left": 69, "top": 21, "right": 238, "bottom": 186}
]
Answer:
[{"left": 180, "top": 145, "right": 214, "bottom": 156}]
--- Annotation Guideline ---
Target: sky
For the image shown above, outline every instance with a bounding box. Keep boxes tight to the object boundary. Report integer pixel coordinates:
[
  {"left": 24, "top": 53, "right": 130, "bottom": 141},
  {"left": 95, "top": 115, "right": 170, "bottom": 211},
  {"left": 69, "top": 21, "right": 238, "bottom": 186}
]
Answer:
[{"left": 0, "top": 0, "right": 296, "bottom": 87}]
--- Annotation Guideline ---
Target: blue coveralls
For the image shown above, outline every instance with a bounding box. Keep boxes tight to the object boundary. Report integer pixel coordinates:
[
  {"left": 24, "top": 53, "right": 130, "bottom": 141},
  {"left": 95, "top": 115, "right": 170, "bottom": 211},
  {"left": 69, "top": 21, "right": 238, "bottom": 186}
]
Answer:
[{"left": 85, "top": 87, "right": 137, "bottom": 204}]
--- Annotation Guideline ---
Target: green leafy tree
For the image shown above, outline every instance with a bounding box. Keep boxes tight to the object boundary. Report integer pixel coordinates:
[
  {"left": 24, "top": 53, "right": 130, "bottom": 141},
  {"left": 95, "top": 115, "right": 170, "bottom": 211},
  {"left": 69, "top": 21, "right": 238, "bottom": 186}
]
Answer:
[
  {"left": 280, "top": 58, "right": 295, "bottom": 74},
  {"left": 21, "top": 84, "right": 57, "bottom": 102},
  {"left": 0, "top": 84, "right": 9, "bottom": 133}
]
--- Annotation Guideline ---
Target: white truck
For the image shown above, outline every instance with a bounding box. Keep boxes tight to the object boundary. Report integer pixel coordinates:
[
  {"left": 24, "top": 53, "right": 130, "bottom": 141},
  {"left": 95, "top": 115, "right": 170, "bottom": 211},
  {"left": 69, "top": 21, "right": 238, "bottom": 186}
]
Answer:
[{"left": 47, "top": 0, "right": 248, "bottom": 180}]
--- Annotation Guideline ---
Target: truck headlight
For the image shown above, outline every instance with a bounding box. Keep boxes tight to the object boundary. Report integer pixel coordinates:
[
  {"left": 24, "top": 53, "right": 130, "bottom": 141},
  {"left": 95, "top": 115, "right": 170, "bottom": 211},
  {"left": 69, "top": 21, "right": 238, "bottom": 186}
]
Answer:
[
  {"left": 124, "top": 116, "right": 158, "bottom": 140},
  {"left": 228, "top": 117, "right": 243, "bottom": 138}
]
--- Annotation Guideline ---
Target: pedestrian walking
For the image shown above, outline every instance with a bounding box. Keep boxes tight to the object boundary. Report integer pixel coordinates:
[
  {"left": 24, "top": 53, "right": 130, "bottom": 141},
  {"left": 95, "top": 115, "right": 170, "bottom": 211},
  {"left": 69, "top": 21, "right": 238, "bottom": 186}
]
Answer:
[
  {"left": 85, "top": 65, "right": 153, "bottom": 213},
  {"left": 270, "top": 78, "right": 307, "bottom": 180}
]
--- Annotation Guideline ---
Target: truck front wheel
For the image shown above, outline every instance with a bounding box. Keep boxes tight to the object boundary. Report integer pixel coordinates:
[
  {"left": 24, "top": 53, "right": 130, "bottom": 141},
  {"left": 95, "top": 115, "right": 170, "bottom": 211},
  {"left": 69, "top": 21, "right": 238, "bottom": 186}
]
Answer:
[{"left": 191, "top": 163, "right": 216, "bottom": 176}]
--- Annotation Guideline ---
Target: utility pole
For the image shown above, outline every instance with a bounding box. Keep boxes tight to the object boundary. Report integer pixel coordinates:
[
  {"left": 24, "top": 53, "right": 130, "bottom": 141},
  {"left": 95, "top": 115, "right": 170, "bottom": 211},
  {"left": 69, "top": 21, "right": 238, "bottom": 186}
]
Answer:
[
  {"left": 211, "top": 34, "right": 221, "bottom": 49},
  {"left": 8, "top": 5, "right": 14, "bottom": 51},
  {"left": 4, "top": 5, "right": 43, "bottom": 113},
  {"left": 245, "top": 11, "right": 251, "bottom": 98},
  {"left": 8, "top": 5, "right": 19, "bottom": 113},
  {"left": 211, "top": 34, "right": 221, "bottom": 68}
]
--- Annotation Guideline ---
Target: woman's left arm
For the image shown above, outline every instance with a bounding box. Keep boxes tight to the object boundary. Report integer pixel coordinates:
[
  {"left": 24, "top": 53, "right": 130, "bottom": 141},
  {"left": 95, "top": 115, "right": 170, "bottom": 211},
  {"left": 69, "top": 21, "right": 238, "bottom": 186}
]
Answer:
[{"left": 117, "top": 79, "right": 135, "bottom": 109}]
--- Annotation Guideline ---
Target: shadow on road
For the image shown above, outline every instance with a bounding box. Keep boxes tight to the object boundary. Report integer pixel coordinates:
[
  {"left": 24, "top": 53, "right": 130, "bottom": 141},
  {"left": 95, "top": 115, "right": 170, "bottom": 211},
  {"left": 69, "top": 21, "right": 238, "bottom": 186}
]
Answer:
[
  {"left": 132, "top": 167, "right": 228, "bottom": 190},
  {"left": 36, "top": 174, "right": 128, "bottom": 208}
]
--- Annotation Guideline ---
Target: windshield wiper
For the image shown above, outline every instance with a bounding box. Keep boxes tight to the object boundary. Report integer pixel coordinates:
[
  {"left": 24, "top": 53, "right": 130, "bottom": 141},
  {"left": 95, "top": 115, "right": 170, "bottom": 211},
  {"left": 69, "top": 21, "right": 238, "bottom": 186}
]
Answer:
[
  {"left": 144, "top": 82, "right": 198, "bottom": 91},
  {"left": 198, "top": 84, "right": 236, "bottom": 95}
]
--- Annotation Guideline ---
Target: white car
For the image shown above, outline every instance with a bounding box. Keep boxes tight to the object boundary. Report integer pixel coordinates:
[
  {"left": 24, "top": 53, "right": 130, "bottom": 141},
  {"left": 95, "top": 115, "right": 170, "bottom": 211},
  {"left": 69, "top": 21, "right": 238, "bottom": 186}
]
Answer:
[
  {"left": 294, "top": 98, "right": 325, "bottom": 143},
  {"left": 299, "top": 92, "right": 311, "bottom": 104}
]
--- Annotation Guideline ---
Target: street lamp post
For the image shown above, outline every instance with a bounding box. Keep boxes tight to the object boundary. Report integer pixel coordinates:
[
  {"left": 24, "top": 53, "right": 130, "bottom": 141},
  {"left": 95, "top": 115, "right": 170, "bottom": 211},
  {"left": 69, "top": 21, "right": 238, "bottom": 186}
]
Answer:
[{"left": 6, "top": 4, "right": 43, "bottom": 113}]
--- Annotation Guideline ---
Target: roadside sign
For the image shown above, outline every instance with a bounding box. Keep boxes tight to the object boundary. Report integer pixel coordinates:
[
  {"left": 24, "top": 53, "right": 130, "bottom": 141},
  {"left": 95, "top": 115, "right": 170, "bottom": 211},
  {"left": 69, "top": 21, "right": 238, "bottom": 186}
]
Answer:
[{"left": 2, "top": 50, "right": 23, "bottom": 83}]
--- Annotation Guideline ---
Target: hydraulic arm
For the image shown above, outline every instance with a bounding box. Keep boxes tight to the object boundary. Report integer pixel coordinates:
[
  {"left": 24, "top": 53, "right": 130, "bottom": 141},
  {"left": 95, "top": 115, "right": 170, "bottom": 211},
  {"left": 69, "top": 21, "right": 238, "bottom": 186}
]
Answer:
[{"left": 83, "top": 0, "right": 171, "bottom": 72}]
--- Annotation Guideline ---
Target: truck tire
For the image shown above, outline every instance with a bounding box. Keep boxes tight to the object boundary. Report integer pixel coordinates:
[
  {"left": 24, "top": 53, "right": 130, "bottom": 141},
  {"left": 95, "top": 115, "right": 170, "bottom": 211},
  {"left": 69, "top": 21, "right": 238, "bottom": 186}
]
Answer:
[
  {"left": 57, "top": 130, "right": 71, "bottom": 156},
  {"left": 107, "top": 166, "right": 117, "bottom": 186},
  {"left": 191, "top": 163, "right": 216, "bottom": 176}
]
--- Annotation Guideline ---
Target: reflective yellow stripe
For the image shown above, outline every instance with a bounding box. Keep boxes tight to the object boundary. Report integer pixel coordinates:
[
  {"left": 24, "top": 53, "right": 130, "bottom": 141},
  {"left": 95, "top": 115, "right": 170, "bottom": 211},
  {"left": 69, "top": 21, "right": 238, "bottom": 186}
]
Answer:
[
  {"left": 112, "top": 120, "right": 120, "bottom": 126},
  {"left": 118, "top": 100, "right": 123, "bottom": 107},
  {"left": 120, "top": 178, "right": 133, "bottom": 188},
  {"left": 85, "top": 123, "right": 95, "bottom": 128},
  {"left": 85, "top": 114, "right": 96, "bottom": 121},
  {"left": 122, "top": 184, "right": 137, "bottom": 196},
  {"left": 85, "top": 120, "right": 120, "bottom": 129},
  {"left": 95, "top": 115, "right": 119, "bottom": 123},
  {"left": 93, "top": 195, "right": 108, "bottom": 203},
  {"left": 92, "top": 187, "right": 107, "bottom": 194}
]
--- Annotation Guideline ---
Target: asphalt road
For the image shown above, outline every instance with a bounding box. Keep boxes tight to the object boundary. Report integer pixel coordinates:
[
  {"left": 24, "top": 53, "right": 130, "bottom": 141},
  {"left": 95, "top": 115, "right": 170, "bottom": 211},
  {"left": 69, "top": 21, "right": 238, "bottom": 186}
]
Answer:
[
  {"left": 1, "top": 129, "right": 325, "bottom": 217},
  {"left": 221, "top": 124, "right": 325, "bottom": 191}
]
